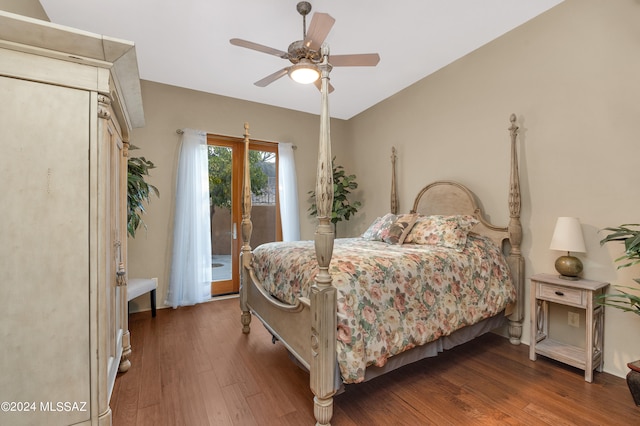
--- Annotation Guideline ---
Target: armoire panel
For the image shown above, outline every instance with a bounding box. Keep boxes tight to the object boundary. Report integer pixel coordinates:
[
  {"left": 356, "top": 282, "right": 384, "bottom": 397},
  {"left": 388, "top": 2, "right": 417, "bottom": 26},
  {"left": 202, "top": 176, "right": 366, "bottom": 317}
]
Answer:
[{"left": 0, "top": 76, "right": 91, "bottom": 425}]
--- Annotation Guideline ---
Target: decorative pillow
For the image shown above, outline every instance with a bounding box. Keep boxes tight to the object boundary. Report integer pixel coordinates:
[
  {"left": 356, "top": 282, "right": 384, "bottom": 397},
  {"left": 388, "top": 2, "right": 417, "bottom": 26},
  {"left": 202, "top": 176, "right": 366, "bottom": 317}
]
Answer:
[
  {"left": 404, "top": 215, "right": 479, "bottom": 251},
  {"left": 362, "top": 213, "right": 397, "bottom": 241},
  {"left": 383, "top": 213, "right": 419, "bottom": 245}
]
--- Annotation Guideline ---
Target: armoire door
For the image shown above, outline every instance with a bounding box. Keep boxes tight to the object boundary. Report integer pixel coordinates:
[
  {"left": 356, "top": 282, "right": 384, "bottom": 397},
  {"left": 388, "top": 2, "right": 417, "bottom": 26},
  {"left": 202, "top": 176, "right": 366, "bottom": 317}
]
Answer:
[{"left": 0, "top": 75, "right": 92, "bottom": 425}]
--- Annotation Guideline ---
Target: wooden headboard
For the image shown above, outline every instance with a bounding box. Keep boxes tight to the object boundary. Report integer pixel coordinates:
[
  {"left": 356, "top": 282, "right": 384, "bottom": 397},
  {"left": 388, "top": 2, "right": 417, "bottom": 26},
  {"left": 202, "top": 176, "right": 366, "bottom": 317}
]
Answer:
[{"left": 411, "top": 180, "right": 510, "bottom": 249}]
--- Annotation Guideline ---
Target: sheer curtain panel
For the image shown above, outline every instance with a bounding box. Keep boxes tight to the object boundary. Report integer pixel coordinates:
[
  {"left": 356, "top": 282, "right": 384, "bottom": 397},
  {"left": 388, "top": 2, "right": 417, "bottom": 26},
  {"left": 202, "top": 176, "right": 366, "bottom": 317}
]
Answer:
[
  {"left": 166, "top": 129, "right": 212, "bottom": 308},
  {"left": 278, "top": 142, "right": 300, "bottom": 241}
]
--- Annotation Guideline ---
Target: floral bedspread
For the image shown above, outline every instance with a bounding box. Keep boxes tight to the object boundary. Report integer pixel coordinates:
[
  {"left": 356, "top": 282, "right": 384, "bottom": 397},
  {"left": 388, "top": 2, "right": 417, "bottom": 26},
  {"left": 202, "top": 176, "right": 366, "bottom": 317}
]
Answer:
[{"left": 251, "top": 235, "right": 516, "bottom": 383}]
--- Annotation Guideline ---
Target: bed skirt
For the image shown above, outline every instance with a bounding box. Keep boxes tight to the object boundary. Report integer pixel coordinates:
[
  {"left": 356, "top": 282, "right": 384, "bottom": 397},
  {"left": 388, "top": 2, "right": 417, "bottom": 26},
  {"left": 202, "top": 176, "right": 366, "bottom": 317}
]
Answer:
[
  {"left": 361, "top": 311, "right": 508, "bottom": 383},
  {"left": 284, "top": 311, "right": 508, "bottom": 392}
]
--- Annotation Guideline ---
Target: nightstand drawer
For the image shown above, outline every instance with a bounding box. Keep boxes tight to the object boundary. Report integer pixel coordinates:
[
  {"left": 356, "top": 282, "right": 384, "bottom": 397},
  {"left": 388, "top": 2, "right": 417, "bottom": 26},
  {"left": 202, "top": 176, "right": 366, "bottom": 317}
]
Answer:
[{"left": 538, "top": 283, "right": 584, "bottom": 306}]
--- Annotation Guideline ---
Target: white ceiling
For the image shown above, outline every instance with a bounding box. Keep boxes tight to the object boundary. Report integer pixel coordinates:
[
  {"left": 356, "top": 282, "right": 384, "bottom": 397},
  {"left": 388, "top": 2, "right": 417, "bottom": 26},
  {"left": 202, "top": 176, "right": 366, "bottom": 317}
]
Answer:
[{"left": 39, "top": 0, "right": 563, "bottom": 120}]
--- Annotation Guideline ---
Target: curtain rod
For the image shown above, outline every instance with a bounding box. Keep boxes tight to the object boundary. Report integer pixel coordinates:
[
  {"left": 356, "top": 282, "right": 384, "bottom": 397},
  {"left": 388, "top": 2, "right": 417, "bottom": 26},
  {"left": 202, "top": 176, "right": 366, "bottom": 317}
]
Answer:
[{"left": 175, "top": 128, "right": 296, "bottom": 149}]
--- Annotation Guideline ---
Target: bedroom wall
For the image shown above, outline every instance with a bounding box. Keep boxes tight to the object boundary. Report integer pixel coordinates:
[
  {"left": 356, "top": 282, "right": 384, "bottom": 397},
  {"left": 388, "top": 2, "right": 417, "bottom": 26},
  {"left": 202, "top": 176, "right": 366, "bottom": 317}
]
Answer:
[
  {"left": 346, "top": 0, "right": 640, "bottom": 379},
  {"left": 126, "top": 81, "right": 350, "bottom": 313}
]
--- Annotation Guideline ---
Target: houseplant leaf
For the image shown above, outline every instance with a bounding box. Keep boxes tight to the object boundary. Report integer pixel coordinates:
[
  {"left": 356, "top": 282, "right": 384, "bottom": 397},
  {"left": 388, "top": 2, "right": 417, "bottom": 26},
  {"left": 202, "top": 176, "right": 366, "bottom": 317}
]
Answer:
[
  {"left": 127, "top": 146, "right": 159, "bottom": 238},
  {"left": 308, "top": 157, "right": 360, "bottom": 234},
  {"left": 599, "top": 224, "right": 640, "bottom": 316}
]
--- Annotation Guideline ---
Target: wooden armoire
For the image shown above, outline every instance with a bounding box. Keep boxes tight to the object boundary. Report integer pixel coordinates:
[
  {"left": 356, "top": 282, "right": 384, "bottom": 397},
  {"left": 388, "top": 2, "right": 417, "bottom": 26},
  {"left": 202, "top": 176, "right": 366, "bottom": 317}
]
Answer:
[{"left": 0, "top": 11, "right": 144, "bottom": 425}]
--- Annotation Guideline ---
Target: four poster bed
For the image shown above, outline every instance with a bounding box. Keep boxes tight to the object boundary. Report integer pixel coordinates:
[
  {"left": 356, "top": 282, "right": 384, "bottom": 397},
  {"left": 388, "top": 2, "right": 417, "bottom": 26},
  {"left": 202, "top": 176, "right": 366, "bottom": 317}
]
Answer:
[{"left": 239, "top": 46, "right": 523, "bottom": 426}]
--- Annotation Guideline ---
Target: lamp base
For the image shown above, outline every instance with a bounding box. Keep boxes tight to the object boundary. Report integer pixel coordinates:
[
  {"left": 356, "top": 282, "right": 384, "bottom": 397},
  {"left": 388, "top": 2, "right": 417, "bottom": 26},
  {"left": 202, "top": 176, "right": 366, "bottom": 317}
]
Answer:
[
  {"left": 557, "top": 274, "right": 580, "bottom": 281},
  {"left": 555, "top": 255, "right": 583, "bottom": 280}
]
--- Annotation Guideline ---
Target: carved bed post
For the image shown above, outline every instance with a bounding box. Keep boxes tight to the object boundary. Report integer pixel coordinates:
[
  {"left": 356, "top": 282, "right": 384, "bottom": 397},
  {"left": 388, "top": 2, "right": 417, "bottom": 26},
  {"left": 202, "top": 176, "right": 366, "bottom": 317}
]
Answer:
[
  {"left": 506, "top": 114, "right": 524, "bottom": 344},
  {"left": 240, "top": 122, "right": 253, "bottom": 334},
  {"left": 310, "top": 45, "right": 337, "bottom": 426},
  {"left": 390, "top": 147, "right": 398, "bottom": 215}
]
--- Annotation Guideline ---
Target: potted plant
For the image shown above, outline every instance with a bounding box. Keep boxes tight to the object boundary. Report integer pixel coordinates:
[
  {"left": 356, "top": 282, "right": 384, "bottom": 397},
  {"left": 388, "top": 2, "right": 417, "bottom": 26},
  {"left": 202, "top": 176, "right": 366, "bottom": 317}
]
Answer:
[
  {"left": 599, "top": 223, "right": 640, "bottom": 405},
  {"left": 308, "top": 158, "right": 361, "bottom": 236},
  {"left": 127, "top": 146, "right": 159, "bottom": 238},
  {"left": 599, "top": 224, "right": 640, "bottom": 313}
]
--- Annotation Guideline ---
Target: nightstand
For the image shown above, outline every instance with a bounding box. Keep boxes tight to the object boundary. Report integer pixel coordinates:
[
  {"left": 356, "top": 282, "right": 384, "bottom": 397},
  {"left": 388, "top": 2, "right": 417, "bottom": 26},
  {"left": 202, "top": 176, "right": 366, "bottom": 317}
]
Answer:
[{"left": 529, "top": 273, "right": 609, "bottom": 382}]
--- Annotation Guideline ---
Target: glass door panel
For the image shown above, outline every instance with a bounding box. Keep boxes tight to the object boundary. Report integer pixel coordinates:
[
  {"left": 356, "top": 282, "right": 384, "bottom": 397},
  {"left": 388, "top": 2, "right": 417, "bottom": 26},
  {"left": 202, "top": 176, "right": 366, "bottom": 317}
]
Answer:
[
  {"left": 207, "top": 136, "right": 281, "bottom": 297},
  {"left": 248, "top": 149, "right": 278, "bottom": 248},
  {"left": 208, "top": 144, "right": 235, "bottom": 296}
]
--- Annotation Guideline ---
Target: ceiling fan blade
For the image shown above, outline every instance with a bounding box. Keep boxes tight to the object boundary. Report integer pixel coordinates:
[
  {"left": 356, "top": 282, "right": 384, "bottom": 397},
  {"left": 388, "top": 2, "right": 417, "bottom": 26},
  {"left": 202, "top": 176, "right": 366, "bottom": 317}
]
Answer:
[
  {"left": 330, "top": 53, "right": 380, "bottom": 67},
  {"left": 314, "top": 79, "right": 335, "bottom": 94},
  {"left": 303, "top": 13, "right": 335, "bottom": 51},
  {"left": 254, "top": 68, "right": 289, "bottom": 87},
  {"left": 230, "top": 38, "right": 288, "bottom": 58}
]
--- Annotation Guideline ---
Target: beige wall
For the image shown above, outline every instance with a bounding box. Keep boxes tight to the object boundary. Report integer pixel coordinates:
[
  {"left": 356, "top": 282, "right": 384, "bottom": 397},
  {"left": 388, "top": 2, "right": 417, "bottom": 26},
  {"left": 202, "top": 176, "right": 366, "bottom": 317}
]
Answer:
[{"left": 347, "top": 0, "right": 640, "bottom": 379}]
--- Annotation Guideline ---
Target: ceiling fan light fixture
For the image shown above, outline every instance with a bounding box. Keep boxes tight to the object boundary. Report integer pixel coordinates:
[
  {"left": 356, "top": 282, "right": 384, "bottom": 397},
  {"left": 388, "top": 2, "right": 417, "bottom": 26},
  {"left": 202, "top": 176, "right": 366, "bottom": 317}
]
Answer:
[{"left": 288, "top": 59, "right": 320, "bottom": 84}]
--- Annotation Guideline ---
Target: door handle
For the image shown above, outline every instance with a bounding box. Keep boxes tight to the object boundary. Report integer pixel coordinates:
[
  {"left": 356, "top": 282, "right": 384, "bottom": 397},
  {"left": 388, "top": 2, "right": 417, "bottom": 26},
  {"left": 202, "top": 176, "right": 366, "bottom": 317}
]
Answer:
[{"left": 233, "top": 223, "right": 237, "bottom": 240}]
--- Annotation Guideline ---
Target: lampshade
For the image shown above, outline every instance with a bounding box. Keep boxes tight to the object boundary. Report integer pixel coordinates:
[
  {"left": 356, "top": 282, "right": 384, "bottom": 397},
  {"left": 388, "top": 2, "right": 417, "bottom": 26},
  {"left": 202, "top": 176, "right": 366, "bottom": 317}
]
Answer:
[
  {"left": 550, "top": 216, "right": 586, "bottom": 280},
  {"left": 549, "top": 217, "right": 586, "bottom": 253},
  {"left": 288, "top": 59, "right": 320, "bottom": 84}
]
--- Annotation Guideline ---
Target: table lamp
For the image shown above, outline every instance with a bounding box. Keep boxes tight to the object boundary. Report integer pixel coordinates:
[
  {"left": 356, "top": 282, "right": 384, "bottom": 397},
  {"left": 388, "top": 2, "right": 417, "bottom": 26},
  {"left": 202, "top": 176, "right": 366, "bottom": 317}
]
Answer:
[{"left": 549, "top": 217, "right": 586, "bottom": 280}]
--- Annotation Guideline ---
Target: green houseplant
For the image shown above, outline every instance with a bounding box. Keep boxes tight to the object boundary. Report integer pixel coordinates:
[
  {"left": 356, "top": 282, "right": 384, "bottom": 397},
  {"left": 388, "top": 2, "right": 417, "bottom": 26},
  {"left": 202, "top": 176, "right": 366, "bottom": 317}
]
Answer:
[
  {"left": 598, "top": 224, "right": 640, "bottom": 315},
  {"left": 599, "top": 223, "right": 640, "bottom": 405},
  {"left": 127, "top": 146, "right": 159, "bottom": 238},
  {"left": 308, "top": 158, "right": 361, "bottom": 235}
]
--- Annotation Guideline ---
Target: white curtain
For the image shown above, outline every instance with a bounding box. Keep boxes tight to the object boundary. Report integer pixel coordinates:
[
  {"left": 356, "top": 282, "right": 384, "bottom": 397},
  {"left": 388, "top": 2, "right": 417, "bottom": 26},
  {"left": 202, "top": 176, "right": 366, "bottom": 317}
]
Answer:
[
  {"left": 277, "top": 142, "right": 300, "bottom": 241},
  {"left": 166, "top": 129, "right": 212, "bottom": 308}
]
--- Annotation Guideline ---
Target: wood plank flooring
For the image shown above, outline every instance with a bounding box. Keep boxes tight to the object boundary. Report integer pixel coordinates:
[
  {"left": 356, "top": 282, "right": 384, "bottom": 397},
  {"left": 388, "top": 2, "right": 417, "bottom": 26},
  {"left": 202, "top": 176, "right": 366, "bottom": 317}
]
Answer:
[{"left": 111, "top": 297, "right": 639, "bottom": 425}]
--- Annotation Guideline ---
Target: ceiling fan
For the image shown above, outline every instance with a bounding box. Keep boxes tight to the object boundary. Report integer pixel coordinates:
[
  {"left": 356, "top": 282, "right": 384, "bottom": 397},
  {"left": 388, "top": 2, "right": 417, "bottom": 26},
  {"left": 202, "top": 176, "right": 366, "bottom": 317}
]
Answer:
[{"left": 230, "top": 1, "right": 380, "bottom": 92}]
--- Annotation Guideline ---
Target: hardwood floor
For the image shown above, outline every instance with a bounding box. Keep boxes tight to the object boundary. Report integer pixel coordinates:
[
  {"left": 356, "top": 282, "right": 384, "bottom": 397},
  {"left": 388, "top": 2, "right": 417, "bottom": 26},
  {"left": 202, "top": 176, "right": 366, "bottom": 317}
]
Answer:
[{"left": 112, "top": 298, "right": 639, "bottom": 425}]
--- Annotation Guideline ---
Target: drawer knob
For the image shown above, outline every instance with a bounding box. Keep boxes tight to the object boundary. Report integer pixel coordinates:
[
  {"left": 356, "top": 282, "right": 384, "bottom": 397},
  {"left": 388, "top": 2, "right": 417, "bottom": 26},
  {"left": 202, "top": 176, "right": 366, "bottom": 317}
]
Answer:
[{"left": 555, "top": 291, "right": 564, "bottom": 296}]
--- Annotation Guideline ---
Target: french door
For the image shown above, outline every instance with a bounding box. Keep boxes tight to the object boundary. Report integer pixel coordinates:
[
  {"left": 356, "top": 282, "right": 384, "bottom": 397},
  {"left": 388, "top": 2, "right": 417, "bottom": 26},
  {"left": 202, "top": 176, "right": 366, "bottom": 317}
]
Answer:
[{"left": 207, "top": 135, "right": 280, "bottom": 296}]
